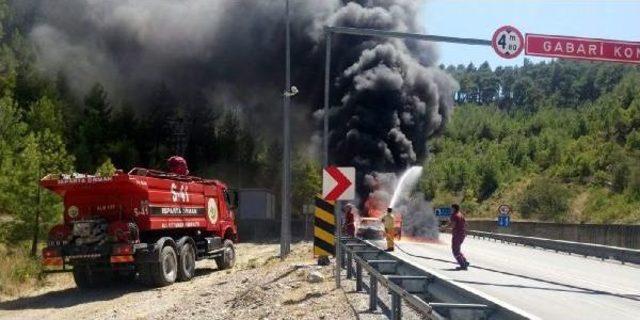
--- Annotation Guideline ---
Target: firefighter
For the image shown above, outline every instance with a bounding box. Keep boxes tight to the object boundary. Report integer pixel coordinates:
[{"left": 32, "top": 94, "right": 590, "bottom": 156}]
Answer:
[
  {"left": 445, "top": 203, "right": 469, "bottom": 270},
  {"left": 343, "top": 203, "right": 356, "bottom": 237},
  {"left": 167, "top": 156, "right": 189, "bottom": 175},
  {"left": 381, "top": 208, "right": 396, "bottom": 251}
]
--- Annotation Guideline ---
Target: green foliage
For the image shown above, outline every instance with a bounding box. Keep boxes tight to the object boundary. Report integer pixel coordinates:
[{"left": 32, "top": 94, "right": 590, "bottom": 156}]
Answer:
[
  {"left": 627, "top": 167, "right": 640, "bottom": 201},
  {"left": 450, "top": 60, "right": 636, "bottom": 111},
  {"left": 627, "top": 130, "right": 640, "bottom": 150},
  {"left": 419, "top": 169, "right": 437, "bottom": 201},
  {"left": 611, "top": 161, "right": 630, "bottom": 194},
  {"left": 583, "top": 189, "right": 640, "bottom": 224},
  {"left": 74, "top": 83, "right": 112, "bottom": 172},
  {"left": 441, "top": 158, "right": 471, "bottom": 193},
  {"left": 291, "top": 154, "right": 321, "bottom": 216},
  {"left": 427, "top": 67, "right": 640, "bottom": 223},
  {"left": 517, "top": 178, "right": 570, "bottom": 221},
  {"left": 95, "top": 158, "right": 117, "bottom": 177},
  {"left": 0, "top": 99, "right": 72, "bottom": 242},
  {"left": 475, "top": 160, "right": 499, "bottom": 201},
  {"left": 0, "top": 19, "right": 74, "bottom": 243}
]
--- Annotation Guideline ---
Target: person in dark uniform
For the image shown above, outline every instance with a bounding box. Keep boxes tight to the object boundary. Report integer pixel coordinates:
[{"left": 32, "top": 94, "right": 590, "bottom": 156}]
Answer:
[
  {"left": 343, "top": 203, "right": 356, "bottom": 237},
  {"left": 447, "top": 204, "right": 469, "bottom": 270}
]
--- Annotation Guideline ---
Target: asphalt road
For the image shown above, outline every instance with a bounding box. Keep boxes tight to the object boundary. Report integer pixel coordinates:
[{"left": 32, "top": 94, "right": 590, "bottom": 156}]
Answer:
[{"left": 388, "top": 236, "right": 640, "bottom": 320}]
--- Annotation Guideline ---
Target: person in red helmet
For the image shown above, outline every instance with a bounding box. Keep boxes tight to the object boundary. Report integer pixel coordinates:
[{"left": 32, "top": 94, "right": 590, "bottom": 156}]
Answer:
[{"left": 167, "top": 156, "right": 189, "bottom": 176}]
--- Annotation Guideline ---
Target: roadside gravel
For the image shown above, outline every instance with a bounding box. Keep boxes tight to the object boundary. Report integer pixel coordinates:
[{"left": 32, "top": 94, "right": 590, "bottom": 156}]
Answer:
[{"left": 0, "top": 242, "right": 390, "bottom": 320}]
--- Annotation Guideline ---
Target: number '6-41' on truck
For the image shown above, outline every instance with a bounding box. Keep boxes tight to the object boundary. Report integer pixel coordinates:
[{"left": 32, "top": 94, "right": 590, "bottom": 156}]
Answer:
[{"left": 39, "top": 167, "right": 238, "bottom": 289}]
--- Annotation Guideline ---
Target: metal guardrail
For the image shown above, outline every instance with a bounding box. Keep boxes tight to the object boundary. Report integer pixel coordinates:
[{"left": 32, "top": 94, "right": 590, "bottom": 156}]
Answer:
[
  {"left": 466, "top": 220, "right": 640, "bottom": 249},
  {"left": 339, "top": 238, "right": 536, "bottom": 320},
  {"left": 468, "top": 230, "right": 640, "bottom": 265}
]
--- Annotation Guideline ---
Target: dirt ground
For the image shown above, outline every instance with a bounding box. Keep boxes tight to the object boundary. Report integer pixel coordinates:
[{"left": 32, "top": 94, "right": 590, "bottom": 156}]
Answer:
[{"left": 0, "top": 242, "right": 396, "bottom": 320}]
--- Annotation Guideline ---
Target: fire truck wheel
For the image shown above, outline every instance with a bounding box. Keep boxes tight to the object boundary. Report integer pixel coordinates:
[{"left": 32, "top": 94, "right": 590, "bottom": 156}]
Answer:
[
  {"left": 73, "top": 265, "right": 111, "bottom": 289},
  {"left": 148, "top": 245, "right": 178, "bottom": 286},
  {"left": 215, "top": 240, "right": 235, "bottom": 270},
  {"left": 177, "top": 242, "right": 196, "bottom": 281}
]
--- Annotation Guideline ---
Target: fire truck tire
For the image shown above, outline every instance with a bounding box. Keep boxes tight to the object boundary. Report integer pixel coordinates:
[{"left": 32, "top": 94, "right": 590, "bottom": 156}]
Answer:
[
  {"left": 215, "top": 240, "right": 235, "bottom": 270},
  {"left": 73, "top": 265, "right": 111, "bottom": 289},
  {"left": 177, "top": 242, "right": 196, "bottom": 281},
  {"left": 144, "top": 245, "right": 178, "bottom": 287}
]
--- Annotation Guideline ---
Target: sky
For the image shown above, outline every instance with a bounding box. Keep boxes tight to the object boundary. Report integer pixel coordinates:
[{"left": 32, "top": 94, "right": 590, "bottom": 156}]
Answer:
[{"left": 421, "top": 0, "right": 640, "bottom": 69}]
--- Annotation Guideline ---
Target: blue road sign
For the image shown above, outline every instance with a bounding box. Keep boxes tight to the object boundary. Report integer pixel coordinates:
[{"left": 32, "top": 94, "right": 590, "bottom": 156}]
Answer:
[
  {"left": 498, "top": 214, "right": 510, "bottom": 227},
  {"left": 435, "top": 207, "right": 452, "bottom": 218}
]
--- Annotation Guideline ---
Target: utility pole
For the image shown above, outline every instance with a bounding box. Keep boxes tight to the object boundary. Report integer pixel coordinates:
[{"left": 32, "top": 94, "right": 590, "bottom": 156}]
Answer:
[{"left": 280, "top": 0, "right": 292, "bottom": 259}]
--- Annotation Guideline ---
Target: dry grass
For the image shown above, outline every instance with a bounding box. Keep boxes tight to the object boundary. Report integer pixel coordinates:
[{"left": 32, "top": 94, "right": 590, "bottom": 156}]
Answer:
[
  {"left": 463, "top": 177, "right": 534, "bottom": 220},
  {"left": 568, "top": 191, "right": 590, "bottom": 222},
  {"left": 0, "top": 243, "right": 45, "bottom": 297}
]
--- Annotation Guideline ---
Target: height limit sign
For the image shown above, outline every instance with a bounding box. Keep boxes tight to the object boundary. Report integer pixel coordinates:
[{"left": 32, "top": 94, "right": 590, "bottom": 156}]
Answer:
[{"left": 492, "top": 25, "right": 524, "bottom": 59}]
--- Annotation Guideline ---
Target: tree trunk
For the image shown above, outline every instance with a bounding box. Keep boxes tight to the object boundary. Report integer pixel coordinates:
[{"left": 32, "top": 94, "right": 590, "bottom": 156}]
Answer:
[{"left": 30, "top": 167, "right": 41, "bottom": 257}]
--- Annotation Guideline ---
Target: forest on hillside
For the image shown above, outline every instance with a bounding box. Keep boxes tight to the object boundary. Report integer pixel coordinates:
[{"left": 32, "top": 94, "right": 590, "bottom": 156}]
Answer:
[
  {"left": 424, "top": 60, "right": 640, "bottom": 223},
  {"left": 0, "top": 3, "right": 320, "bottom": 244}
]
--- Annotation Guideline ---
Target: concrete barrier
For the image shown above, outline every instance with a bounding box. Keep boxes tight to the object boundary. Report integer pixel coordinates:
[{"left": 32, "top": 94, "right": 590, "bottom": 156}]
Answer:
[
  {"left": 468, "top": 231, "right": 640, "bottom": 265},
  {"left": 467, "top": 220, "right": 640, "bottom": 249}
]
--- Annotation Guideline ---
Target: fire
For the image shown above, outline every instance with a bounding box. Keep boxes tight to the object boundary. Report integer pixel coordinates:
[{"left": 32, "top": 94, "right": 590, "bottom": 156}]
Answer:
[
  {"left": 363, "top": 194, "right": 387, "bottom": 218},
  {"left": 362, "top": 175, "right": 403, "bottom": 230},
  {"left": 362, "top": 171, "right": 439, "bottom": 242}
]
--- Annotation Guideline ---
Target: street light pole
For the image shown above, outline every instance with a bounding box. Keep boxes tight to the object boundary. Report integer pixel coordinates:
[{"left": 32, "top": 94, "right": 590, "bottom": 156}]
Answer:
[
  {"left": 280, "top": 0, "right": 292, "bottom": 259},
  {"left": 323, "top": 30, "right": 331, "bottom": 168}
]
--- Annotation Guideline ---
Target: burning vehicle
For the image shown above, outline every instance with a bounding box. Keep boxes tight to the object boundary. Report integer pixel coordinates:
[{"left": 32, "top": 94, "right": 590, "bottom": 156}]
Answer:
[
  {"left": 355, "top": 217, "right": 385, "bottom": 239},
  {"left": 356, "top": 186, "right": 403, "bottom": 240}
]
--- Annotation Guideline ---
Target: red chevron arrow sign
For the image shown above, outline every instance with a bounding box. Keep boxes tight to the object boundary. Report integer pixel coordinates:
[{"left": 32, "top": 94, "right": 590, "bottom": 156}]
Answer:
[{"left": 322, "top": 166, "right": 355, "bottom": 201}]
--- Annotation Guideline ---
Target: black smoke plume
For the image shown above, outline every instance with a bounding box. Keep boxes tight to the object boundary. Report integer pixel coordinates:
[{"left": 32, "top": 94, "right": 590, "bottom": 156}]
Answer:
[{"left": 18, "top": 0, "right": 457, "bottom": 185}]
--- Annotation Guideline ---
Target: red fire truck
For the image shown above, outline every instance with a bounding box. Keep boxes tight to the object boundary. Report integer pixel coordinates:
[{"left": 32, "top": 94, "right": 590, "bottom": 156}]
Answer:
[{"left": 40, "top": 167, "right": 238, "bottom": 289}]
